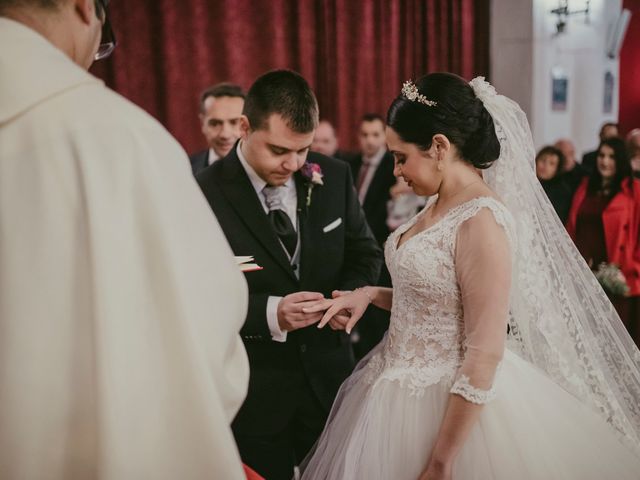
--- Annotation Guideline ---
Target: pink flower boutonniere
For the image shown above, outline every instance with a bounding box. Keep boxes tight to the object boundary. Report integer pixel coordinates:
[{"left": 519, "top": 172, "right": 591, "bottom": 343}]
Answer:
[{"left": 301, "top": 162, "right": 324, "bottom": 207}]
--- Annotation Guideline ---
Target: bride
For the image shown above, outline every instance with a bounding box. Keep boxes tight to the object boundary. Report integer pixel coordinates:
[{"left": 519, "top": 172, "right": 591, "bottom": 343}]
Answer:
[{"left": 299, "top": 73, "right": 640, "bottom": 479}]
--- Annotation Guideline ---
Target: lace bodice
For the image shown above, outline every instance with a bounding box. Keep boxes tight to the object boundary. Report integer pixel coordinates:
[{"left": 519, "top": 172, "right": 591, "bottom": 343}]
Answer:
[{"left": 363, "top": 196, "right": 515, "bottom": 403}]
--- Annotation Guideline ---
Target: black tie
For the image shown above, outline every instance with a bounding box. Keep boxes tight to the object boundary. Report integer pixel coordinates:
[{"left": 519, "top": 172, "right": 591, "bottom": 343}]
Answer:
[{"left": 262, "top": 186, "right": 297, "bottom": 257}]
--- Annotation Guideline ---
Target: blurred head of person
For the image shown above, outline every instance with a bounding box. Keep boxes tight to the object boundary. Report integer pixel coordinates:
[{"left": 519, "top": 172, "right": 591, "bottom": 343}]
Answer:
[
  {"left": 198, "top": 83, "right": 245, "bottom": 158},
  {"left": 0, "top": 0, "right": 114, "bottom": 70},
  {"left": 359, "top": 113, "right": 386, "bottom": 159},
  {"left": 554, "top": 138, "right": 577, "bottom": 172},
  {"left": 587, "top": 137, "right": 631, "bottom": 197},
  {"left": 626, "top": 128, "right": 640, "bottom": 158},
  {"left": 535, "top": 146, "right": 565, "bottom": 181},
  {"left": 599, "top": 122, "right": 619, "bottom": 142},
  {"left": 239, "top": 69, "right": 318, "bottom": 186},
  {"left": 312, "top": 120, "right": 338, "bottom": 157}
]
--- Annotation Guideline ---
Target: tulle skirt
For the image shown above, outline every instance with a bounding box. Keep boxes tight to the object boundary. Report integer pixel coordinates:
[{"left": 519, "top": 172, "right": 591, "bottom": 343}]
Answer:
[{"left": 300, "top": 347, "right": 640, "bottom": 479}]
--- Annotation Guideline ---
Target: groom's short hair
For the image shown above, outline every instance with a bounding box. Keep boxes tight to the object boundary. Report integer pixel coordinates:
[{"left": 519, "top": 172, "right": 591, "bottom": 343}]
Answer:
[{"left": 243, "top": 70, "right": 319, "bottom": 134}]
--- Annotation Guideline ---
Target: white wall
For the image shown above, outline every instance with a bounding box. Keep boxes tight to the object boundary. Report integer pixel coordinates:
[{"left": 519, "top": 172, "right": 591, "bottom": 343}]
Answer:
[{"left": 491, "top": 0, "right": 621, "bottom": 157}]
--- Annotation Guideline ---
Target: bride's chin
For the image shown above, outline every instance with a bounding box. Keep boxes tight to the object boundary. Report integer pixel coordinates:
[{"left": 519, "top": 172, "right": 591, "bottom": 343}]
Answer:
[{"left": 411, "top": 183, "right": 430, "bottom": 196}]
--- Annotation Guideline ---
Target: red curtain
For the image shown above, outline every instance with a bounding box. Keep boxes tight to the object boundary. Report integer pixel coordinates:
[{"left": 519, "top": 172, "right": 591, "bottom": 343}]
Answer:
[
  {"left": 91, "top": 0, "right": 490, "bottom": 153},
  {"left": 620, "top": 0, "right": 640, "bottom": 136}
]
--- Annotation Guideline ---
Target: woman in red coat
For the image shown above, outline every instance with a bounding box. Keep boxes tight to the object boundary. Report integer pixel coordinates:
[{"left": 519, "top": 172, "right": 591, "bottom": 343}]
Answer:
[{"left": 566, "top": 137, "right": 640, "bottom": 341}]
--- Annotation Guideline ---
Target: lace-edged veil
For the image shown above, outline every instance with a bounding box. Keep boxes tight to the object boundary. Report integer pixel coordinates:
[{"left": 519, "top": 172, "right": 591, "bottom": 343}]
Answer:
[{"left": 470, "top": 77, "right": 640, "bottom": 448}]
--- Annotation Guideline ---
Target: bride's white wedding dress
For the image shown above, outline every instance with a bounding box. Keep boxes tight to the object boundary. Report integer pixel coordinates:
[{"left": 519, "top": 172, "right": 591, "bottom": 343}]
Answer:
[{"left": 301, "top": 196, "right": 640, "bottom": 479}]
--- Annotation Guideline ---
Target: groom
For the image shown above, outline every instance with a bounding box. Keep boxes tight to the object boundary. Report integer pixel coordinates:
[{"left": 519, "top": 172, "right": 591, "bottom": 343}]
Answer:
[{"left": 196, "top": 70, "right": 382, "bottom": 479}]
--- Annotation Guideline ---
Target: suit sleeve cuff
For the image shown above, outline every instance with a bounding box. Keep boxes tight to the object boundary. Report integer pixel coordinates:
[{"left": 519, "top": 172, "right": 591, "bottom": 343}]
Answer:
[{"left": 267, "top": 296, "right": 287, "bottom": 342}]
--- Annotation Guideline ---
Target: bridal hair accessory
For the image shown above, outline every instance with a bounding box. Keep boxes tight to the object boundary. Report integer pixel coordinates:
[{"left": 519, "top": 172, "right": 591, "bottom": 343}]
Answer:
[
  {"left": 468, "top": 76, "right": 497, "bottom": 103},
  {"left": 469, "top": 77, "right": 507, "bottom": 144},
  {"left": 401, "top": 80, "right": 437, "bottom": 107}
]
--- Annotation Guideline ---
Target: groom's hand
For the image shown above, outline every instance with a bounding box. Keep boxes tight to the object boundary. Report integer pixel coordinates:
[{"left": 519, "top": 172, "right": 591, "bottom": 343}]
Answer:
[{"left": 277, "top": 292, "right": 326, "bottom": 332}]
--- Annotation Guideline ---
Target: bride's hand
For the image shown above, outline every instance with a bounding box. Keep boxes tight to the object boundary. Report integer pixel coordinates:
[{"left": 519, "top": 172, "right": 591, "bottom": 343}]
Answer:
[
  {"left": 302, "top": 288, "right": 373, "bottom": 333},
  {"left": 298, "top": 297, "right": 343, "bottom": 330},
  {"left": 417, "top": 459, "right": 452, "bottom": 480}
]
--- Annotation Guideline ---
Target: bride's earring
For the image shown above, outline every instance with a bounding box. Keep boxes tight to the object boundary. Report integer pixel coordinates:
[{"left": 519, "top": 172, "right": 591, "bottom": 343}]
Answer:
[{"left": 437, "top": 162, "right": 443, "bottom": 172}]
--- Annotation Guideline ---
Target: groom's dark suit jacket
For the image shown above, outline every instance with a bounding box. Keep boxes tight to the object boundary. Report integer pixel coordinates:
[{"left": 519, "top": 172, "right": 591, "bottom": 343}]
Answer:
[{"left": 196, "top": 149, "right": 382, "bottom": 435}]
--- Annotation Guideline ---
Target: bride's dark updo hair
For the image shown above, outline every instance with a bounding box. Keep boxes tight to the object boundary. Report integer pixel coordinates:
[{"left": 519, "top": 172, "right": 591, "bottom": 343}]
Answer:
[{"left": 387, "top": 72, "right": 500, "bottom": 169}]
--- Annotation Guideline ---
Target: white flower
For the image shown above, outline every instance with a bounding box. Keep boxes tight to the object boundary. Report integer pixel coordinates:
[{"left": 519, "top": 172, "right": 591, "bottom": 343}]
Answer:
[
  {"left": 594, "top": 262, "right": 630, "bottom": 297},
  {"left": 311, "top": 171, "right": 324, "bottom": 185},
  {"left": 469, "top": 76, "right": 497, "bottom": 102}
]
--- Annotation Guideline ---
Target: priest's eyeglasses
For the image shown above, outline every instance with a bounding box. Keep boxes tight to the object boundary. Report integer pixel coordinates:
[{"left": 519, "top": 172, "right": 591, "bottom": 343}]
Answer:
[{"left": 94, "top": 0, "right": 116, "bottom": 60}]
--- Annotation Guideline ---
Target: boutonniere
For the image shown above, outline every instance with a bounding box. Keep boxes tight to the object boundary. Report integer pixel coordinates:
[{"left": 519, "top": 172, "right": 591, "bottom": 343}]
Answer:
[{"left": 301, "top": 162, "right": 324, "bottom": 207}]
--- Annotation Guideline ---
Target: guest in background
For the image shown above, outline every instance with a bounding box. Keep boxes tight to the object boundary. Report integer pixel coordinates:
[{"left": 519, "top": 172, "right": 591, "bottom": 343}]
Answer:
[
  {"left": 626, "top": 128, "right": 640, "bottom": 175},
  {"left": 312, "top": 119, "right": 338, "bottom": 156},
  {"left": 190, "top": 83, "right": 245, "bottom": 175},
  {"left": 582, "top": 122, "right": 619, "bottom": 174},
  {"left": 347, "top": 114, "right": 397, "bottom": 358},
  {"left": 567, "top": 138, "right": 640, "bottom": 341},
  {"left": 386, "top": 177, "right": 427, "bottom": 232},
  {"left": 554, "top": 137, "right": 585, "bottom": 190},
  {"left": 349, "top": 114, "right": 396, "bottom": 244},
  {"left": 311, "top": 119, "right": 351, "bottom": 161},
  {"left": 536, "top": 145, "right": 573, "bottom": 223}
]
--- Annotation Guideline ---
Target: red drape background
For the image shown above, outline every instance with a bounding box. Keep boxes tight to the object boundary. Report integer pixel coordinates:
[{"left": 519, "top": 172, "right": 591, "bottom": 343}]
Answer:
[
  {"left": 91, "top": 0, "right": 490, "bottom": 153},
  {"left": 620, "top": 0, "right": 640, "bottom": 136}
]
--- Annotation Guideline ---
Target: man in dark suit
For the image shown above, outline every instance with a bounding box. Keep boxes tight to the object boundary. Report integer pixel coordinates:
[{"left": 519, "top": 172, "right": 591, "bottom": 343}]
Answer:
[
  {"left": 189, "top": 83, "right": 245, "bottom": 175},
  {"left": 347, "top": 114, "right": 396, "bottom": 358},
  {"left": 196, "top": 70, "right": 382, "bottom": 480},
  {"left": 554, "top": 138, "right": 586, "bottom": 192},
  {"left": 349, "top": 114, "right": 396, "bottom": 245}
]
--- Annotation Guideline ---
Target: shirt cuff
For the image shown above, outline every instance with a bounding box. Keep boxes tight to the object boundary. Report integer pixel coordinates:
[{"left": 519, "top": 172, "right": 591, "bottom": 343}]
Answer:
[{"left": 267, "top": 296, "right": 287, "bottom": 342}]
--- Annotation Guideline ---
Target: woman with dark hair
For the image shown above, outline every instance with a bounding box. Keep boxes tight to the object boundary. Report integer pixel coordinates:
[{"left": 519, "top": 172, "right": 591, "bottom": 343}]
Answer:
[
  {"left": 535, "top": 145, "right": 573, "bottom": 223},
  {"left": 299, "top": 73, "right": 640, "bottom": 480},
  {"left": 566, "top": 137, "right": 640, "bottom": 334}
]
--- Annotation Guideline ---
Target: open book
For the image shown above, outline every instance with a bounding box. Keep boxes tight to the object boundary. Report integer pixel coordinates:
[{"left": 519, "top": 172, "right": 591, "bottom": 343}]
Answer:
[{"left": 235, "top": 256, "right": 263, "bottom": 273}]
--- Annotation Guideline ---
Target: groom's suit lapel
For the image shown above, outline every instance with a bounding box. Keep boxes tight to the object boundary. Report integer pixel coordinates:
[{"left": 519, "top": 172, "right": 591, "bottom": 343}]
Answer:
[
  {"left": 295, "top": 170, "right": 324, "bottom": 286},
  {"left": 218, "top": 151, "right": 297, "bottom": 282}
]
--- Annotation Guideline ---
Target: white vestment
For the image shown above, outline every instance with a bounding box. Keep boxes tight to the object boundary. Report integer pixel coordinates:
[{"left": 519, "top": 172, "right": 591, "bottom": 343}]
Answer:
[{"left": 0, "top": 18, "right": 249, "bottom": 480}]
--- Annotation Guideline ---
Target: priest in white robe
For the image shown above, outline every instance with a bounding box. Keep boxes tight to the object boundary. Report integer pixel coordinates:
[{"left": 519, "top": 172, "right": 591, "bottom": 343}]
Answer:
[{"left": 0, "top": 1, "right": 249, "bottom": 479}]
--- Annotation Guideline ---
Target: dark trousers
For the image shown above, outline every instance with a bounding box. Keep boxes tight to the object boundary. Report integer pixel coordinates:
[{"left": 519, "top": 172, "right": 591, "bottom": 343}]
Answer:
[{"left": 233, "top": 376, "right": 328, "bottom": 480}]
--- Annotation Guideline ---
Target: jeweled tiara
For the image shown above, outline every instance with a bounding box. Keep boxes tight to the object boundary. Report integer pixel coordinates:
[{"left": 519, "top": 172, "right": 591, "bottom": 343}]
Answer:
[{"left": 401, "top": 80, "right": 437, "bottom": 107}]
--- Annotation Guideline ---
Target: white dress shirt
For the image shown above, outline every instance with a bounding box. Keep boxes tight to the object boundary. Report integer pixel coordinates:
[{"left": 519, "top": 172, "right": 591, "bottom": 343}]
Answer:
[
  {"left": 358, "top": 147, "right": 387, "bottom": 204},
  {"left": 237, "top": 143, "right": 299, "bottom": 342},
  {"left": 207, "top": 148, "right": 220, "bottom": 166}
]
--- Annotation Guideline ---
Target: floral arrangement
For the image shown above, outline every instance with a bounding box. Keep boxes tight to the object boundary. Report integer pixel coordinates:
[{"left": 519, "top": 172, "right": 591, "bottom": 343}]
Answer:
[
  {"left": 594, "top": 263, "right": 630, "bottom": 297},
  {"left": 300, "top": 162, "right": 324, "bottom": 206}
]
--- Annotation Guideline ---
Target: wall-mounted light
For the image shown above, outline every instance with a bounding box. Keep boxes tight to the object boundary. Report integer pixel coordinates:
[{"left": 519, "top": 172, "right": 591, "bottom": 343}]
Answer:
[{"left": 550, "top": 0, "right": 591, "bottom": 35}]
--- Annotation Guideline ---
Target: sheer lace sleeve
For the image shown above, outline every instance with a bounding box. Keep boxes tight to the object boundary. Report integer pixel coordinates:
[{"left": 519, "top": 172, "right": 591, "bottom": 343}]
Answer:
[{"left": 450, "top": 206, "right": 512, "bottom": 404}]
